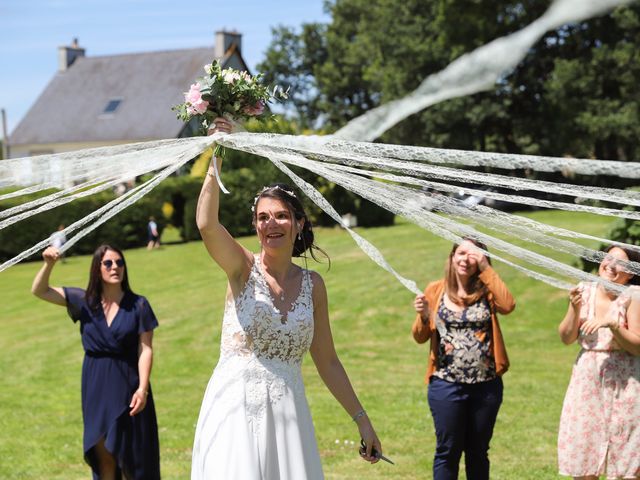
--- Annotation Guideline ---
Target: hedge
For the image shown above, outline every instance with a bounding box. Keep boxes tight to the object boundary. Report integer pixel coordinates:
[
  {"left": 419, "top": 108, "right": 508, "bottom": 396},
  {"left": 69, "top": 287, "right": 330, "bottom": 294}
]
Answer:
[{"left": 0, "top": 188, "right": 167, "bottom": 262}]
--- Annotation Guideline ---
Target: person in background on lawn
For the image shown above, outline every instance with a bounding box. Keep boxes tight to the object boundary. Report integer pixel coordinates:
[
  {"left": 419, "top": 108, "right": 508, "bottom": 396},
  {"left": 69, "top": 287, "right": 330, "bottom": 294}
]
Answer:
[
  {"left": 557, "top": 245, "right": 640, "bottom": 479},
  {"left": 147, "top": 216, "right": 160, "bottom": 250},
  {"left": 31, "top": 244, "right": 160, "bottom": 480},
  {"left": 412, "top": 237, "right": 515, "bottom": 480}
]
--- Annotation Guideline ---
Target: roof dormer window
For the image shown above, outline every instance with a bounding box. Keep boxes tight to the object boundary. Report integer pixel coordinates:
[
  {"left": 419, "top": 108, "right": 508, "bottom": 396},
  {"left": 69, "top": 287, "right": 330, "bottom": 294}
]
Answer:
[{"left": 103, "top": 99, "right": 122, "bottom": 114}]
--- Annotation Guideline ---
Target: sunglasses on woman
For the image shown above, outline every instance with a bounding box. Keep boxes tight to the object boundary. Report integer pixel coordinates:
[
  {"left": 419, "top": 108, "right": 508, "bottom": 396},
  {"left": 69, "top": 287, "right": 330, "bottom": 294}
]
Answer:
[{"left": 102, "top": 259, "right": 125, "bottom": 269}]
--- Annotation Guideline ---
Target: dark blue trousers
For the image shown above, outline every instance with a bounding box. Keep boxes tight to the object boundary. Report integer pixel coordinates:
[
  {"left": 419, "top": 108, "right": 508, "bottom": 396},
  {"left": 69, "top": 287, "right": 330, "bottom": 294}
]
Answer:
[{"left": 427, "top": 377, "right": 503, "bottom": 480}]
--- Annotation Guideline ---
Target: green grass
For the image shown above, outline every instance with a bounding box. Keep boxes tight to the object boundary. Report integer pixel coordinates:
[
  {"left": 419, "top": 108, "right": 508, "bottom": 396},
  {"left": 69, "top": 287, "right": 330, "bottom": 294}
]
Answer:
[{"left": 0, "top": 210, "right": 612, "bottom": 479}]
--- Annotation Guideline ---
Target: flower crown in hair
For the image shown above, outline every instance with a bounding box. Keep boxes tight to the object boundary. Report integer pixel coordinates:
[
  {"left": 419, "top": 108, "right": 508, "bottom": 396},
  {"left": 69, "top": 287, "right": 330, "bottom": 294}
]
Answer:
[{"left": 251, "top": 185, "right": 297, "bottom": 212}]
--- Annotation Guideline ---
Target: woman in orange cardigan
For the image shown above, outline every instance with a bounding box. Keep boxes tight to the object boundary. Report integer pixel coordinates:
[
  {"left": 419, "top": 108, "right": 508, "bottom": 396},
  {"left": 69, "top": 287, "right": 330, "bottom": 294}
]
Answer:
[{"left": 413, "top": 237, "right": 515, "bottom": 480}]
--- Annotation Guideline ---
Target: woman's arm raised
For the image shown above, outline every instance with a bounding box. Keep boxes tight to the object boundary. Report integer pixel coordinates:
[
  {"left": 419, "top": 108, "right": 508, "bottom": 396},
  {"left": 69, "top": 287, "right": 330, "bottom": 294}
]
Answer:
[
  {"left": 31, "top": 246, "right": 66, "bottom": 306},
  {"left": 478, "top": 266, "right": 515, "bottom": 315},
  {"left": 558, "top": 286, "right": 582, "bottom": 345},
  {"left": 196, "top": 118, "right": 253, "bottom": 280}
]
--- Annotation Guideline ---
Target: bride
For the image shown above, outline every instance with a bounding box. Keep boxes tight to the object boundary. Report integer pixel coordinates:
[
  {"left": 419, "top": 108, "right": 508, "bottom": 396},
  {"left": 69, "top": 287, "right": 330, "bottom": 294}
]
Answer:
[{"left": 190, "top": 117, "right": 383, "bottom": 479}]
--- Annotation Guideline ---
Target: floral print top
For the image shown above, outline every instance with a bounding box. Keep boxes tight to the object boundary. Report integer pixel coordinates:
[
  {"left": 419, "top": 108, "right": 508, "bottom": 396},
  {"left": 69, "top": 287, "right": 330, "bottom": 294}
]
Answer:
[{"left": 432, "top": 296, "right": 496, "bottom": 383}]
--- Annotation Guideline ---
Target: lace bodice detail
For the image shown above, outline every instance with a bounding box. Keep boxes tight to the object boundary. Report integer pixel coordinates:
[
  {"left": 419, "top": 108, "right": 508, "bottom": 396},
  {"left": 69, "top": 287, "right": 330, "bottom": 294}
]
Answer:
[
  {"left": 220, "top": 255, "right": 315, "bottom": 364},
  {"left": 196, "top": 256, "right": 316, "bottom": 440}
]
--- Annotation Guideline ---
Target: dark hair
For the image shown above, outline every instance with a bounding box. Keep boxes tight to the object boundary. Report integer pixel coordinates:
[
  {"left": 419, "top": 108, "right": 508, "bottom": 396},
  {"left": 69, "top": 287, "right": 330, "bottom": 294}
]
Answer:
[
  {"left": 445, "top": 237, "right": 492, "bottom": 305},
  {"left": 85, "top": 244, "right": 133, "bottom": 310},
  {"left": 252, "top": 183, "right": 329, "bottom": 265},
  {"left": 603, "top": 244, "right": 640, "bottom": 285}
]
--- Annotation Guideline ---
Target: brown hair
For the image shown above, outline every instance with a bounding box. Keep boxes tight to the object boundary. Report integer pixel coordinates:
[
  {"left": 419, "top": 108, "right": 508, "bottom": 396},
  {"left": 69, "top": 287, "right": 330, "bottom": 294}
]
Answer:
[
  {"left": 445, "top": 237, "right": 492, "bottom": 306},
  {"left": 85, "top": 244, "right": 133, "bottom": 311},
  {"left": 252, "top": 183, "right": 329, "bottom": 265},
  {"left": 603, "top": 244, "right": 640, "bottom": 286}
]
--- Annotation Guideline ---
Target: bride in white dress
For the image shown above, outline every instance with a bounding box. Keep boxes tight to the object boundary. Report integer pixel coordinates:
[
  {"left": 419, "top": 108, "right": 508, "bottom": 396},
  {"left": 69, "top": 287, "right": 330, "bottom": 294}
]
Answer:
[{"left": 191, "top": 118, "right": 383, "bottom": 479}]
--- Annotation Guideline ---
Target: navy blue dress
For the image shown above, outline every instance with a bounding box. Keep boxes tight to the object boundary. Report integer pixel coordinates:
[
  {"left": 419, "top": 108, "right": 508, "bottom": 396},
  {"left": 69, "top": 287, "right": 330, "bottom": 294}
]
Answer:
[{"left": 63, "top": 287, "right": 161, "bottom": 480}]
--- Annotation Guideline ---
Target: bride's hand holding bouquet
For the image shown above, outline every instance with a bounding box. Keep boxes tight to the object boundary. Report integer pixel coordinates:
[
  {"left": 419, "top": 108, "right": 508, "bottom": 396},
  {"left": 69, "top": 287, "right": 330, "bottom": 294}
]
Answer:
[
  {"left": 173, "top": 60, "right": 287, "bottom": 191},
  {"left": 173, "top": 60, "right": 288, "bottom": 147}
]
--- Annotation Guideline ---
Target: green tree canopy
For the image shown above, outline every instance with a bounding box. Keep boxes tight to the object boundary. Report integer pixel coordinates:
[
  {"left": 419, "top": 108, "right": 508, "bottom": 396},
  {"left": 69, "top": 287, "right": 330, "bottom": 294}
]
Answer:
[{"left": 258, "top": 0, "right": 640, "bottom": 163}]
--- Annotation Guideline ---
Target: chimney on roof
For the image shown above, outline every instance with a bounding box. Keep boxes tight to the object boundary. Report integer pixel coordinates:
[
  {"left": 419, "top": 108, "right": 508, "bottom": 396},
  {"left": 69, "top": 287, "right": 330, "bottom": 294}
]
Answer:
[
  {"left": 215, "top": 31, "right": 242, "bottom": 58},
  {"left": 58, "top": 37, "right": 85, "bottom": 71}
]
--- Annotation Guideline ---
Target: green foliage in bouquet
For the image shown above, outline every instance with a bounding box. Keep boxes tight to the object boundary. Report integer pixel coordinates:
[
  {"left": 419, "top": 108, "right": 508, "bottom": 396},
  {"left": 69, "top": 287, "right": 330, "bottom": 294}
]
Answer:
[{"left": 172, "top": 60, "right": 288, "bottom": 136}]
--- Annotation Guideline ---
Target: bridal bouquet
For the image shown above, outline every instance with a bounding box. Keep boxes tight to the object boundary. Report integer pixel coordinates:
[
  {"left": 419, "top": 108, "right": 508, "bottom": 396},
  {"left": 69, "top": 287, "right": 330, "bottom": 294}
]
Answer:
[{"left": 172, "top": 60, "right": 288, "bottom": 135}]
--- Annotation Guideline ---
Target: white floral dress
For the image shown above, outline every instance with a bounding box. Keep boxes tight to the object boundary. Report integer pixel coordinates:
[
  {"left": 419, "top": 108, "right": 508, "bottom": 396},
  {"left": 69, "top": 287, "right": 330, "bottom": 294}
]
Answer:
[
  {"left": 558, "top": 282, "right": 640, "bottom": 479},
  {"left": 191, "top": 255, "right": 323, "bottom": 479}
]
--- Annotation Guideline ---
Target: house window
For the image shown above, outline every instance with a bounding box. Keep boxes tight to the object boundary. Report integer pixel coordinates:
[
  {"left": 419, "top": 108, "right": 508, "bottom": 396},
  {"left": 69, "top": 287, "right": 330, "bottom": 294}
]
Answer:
[{"left": 103, "top": 99, "right": 122, "bottom": 114}]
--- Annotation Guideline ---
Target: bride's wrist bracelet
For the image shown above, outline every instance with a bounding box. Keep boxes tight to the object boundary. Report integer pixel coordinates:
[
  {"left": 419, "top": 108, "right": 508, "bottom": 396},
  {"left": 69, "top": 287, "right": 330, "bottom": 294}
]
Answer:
[{"left": 352, "top": 409, "right": 367, "bottom": 422}]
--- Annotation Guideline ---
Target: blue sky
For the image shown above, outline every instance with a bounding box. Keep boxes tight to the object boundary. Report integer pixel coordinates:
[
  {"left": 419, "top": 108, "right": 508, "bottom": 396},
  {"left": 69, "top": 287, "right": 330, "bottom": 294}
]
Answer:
[{"left": 0, "top": 0, "right": 330, "bottom": 133}]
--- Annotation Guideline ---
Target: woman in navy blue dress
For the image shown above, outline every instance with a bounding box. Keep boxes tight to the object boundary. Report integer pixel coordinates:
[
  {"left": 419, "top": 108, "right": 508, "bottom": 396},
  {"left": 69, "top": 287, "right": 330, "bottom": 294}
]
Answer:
[{"left": 32, "top": 244, "right": 160, "bottom": 479}]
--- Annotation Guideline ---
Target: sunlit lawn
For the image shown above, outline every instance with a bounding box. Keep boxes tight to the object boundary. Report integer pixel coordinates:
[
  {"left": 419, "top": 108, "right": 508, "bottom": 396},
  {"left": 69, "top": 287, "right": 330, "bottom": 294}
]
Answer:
[{"left": 0, "top": 211, "right": 611, "bottom": 479}]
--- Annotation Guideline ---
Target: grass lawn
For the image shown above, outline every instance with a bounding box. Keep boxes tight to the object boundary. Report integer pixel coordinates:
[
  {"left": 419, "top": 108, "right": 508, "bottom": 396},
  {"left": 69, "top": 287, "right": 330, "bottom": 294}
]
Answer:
[{"left": 0, "top": 210, "right": 612, "bottom": 479}]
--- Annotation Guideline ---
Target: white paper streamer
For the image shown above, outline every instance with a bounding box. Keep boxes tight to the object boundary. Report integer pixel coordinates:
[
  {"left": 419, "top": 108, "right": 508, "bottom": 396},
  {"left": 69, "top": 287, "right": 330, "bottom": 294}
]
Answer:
[{"left": 1, "top": 0, "right": 637, "bottom": 302}]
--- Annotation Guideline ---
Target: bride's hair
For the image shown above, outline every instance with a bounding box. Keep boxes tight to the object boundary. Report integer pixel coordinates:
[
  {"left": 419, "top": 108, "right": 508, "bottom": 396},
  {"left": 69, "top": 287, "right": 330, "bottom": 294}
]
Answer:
[{"left": 252, "top": 183, "right": 329, "bottom": 265}]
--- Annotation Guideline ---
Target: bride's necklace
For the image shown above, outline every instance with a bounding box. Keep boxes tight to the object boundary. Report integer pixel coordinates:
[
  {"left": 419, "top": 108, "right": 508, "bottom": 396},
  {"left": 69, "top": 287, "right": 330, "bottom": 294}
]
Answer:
[
  {"left": 274, "top": 278, "right": 287, "bottom": 302},
  {"left": 270, "top": 283, "right": 285, "bottom": 302},
  {"left": 267, "top": 268, "right": 291, "bottom": 302}
]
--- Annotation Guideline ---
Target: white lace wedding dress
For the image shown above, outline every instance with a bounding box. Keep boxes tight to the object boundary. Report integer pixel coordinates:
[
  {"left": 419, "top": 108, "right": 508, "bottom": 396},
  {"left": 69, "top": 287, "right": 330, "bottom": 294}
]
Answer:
[{"left": 191, "top": 255, "right": 324, "bottom": 479}]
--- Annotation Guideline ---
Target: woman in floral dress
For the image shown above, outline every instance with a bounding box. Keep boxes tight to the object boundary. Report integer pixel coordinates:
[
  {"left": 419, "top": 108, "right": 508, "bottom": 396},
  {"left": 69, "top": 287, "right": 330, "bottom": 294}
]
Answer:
[{"left": 558, "top": 245, "right": 640, "bottom": 479}]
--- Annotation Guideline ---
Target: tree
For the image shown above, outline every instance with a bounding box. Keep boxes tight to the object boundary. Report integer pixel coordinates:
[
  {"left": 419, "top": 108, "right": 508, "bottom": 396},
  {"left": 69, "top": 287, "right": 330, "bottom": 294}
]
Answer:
[
  {"left": 260, "top": 0, "right": 555, "bottom": 151},
  {"left": 257, "top": 24, "right": 329, "bottom": 129},
  {"left": 543, "top": 6, "right": 640, "bottom": 163},
  {"left": 259, "top": 0, "right": 640, "bottom": 165}
]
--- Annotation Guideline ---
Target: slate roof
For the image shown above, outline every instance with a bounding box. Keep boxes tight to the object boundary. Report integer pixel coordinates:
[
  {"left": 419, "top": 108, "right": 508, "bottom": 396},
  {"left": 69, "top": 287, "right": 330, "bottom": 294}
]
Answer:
[{"left": 10, "top": 47, "right": 241, "bottom": 145}]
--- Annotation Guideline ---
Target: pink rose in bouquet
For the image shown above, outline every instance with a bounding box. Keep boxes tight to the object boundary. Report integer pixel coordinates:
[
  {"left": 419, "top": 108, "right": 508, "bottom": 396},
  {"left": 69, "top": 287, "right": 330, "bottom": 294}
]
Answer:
[
  {"left": 173, "top": 60, "right": 289, "bottom": 136},
  {"left": 185, "top": 83, "right": 209, "bottom": 115}
]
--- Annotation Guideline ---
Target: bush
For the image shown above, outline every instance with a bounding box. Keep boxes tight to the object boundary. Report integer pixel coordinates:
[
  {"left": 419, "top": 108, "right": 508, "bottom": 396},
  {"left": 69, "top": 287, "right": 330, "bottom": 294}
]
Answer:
[
  {"left": 308, "top": 181, "right": 395, "bottom": 228},
  {"left": 356, "top": 197, "right": 395, "bottom": 227},
  {"left": 150, "top": 176, "right": 202, "bottom": 242},
  {"left": 0, "top": 189, "right": 167, "bottom": 262}
]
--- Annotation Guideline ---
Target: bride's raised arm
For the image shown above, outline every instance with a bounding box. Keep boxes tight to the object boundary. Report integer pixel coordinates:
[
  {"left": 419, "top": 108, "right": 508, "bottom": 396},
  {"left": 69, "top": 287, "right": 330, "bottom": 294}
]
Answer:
[{"left": 196, "top": 118, "right": 253, "bottom": 281}]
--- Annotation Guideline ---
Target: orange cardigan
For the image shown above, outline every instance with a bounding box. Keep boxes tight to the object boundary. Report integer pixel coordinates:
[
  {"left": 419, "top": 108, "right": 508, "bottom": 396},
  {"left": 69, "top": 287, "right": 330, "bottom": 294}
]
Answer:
[{"left": 411, "top": 266, "right": 516, "bottom": 384}]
